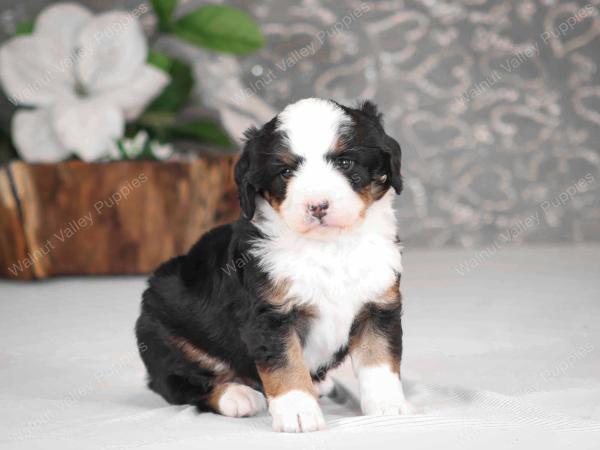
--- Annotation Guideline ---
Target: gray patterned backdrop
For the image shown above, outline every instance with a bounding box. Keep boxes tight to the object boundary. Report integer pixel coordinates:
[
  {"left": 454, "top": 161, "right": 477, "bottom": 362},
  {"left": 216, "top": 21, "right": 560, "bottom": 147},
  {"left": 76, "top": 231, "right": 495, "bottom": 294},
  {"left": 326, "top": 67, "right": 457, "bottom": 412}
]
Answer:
[{"left": 1, "top": 0, "right": 599, "bottom": 248}]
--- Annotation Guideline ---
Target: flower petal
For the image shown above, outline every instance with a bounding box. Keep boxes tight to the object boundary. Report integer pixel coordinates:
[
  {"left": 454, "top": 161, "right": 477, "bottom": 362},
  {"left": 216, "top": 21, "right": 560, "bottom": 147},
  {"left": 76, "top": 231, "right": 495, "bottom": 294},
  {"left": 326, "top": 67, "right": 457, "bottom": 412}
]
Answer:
[
  {"left": 51, "top": 98, "right": 124, "bottom": 161},
  {"left": 192, "top": 53, "right": 276, "bottom": 144},
  {"left": 150, "top": 141, "right": 174, "bottom": 160},
  {"left": 96, "top": 64, "right": 170, "bottom": 120},
  {"left": 75, "top": 11, "right": 147, "bottom": 92},
  {"left": 35, "top": 2, "right": 93, "bottom": 55},
  {"left": 12, "top": 109, "right": 70, "bottom": 162},
  {"left": 0, "top": 36, "right": 77, "bottom": 106}
]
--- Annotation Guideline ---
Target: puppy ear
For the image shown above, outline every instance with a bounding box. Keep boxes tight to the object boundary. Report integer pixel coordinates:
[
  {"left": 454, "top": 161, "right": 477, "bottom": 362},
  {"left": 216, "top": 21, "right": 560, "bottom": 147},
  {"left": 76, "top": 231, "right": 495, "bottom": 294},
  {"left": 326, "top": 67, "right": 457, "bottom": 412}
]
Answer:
[
  {"left": 234, "top": 127, "right": 259, "bottom": 219},
  {"left": 384, "top": 135, "right": 403, "bottom": 194},
  {"left": 359, "top": 100, "right": 383, "bottom": 120},
  {"left": 360, "top": 101, "right": 403, "bottom": 195}
]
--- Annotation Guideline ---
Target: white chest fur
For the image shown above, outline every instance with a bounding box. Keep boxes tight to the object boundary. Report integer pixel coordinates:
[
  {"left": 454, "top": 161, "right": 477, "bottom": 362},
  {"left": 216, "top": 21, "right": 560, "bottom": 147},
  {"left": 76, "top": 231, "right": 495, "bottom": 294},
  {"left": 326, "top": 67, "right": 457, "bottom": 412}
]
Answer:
[{"left": 251, "top": 193, "right": 402, "bottom": 372}]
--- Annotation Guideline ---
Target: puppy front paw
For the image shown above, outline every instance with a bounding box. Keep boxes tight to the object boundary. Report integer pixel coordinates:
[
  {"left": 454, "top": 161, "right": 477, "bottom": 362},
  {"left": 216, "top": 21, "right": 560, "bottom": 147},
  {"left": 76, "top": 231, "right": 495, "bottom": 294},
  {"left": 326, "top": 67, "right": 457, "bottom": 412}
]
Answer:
[
  {"left": 269, "top": 390, "right": 326, "bottom": 433},
  {"left": 357, "top": 365, "right": 415, "bottom": 416},
  {"left": 361, "top": 395, "right": 416, "bottom": 416}
]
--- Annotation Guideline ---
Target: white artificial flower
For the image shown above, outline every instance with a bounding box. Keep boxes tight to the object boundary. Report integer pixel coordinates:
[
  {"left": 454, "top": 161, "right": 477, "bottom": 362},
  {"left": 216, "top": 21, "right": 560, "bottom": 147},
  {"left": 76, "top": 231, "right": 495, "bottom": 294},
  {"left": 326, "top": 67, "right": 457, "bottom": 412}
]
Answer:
[
  {"left": 123, "top": 129, "right": 149, "bottom": 159},
  {"left": 0, "top": 2, "right": 169, "bottom": 162},
  {"left": 131, "top": 130, "right": 150, "bottom": 153},
  {"left": 149, "top": 140, "right": 174, "bottom": 160},
  {"left": 107, "top": 130, "right": 174, "bottom": 161}
]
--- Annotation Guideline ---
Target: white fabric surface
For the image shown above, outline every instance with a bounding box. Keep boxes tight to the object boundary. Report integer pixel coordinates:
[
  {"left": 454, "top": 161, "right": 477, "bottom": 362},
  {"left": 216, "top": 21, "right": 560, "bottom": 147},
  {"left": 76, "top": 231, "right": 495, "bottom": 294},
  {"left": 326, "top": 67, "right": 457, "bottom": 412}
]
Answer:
[{"left": 0, "top": 245, "right": 599, "bottom": 449}]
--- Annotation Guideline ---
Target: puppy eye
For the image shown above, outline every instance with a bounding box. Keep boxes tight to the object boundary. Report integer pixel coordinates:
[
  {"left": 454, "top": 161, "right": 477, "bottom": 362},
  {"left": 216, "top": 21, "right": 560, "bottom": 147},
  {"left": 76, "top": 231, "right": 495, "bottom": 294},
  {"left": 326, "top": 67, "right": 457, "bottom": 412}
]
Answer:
[
  {"left": 280, "top": 168, "right": 294, "bottom": 179},
  {"left": 335, "top": 158, "right": 354, "bottom": 171}
]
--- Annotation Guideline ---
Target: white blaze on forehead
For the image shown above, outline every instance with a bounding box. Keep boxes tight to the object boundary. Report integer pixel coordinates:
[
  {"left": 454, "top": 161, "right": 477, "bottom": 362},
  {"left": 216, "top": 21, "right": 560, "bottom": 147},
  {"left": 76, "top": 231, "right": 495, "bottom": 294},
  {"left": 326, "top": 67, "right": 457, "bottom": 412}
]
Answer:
[{"left": 276, "top": 98, "right": 351, "bottom": 159}]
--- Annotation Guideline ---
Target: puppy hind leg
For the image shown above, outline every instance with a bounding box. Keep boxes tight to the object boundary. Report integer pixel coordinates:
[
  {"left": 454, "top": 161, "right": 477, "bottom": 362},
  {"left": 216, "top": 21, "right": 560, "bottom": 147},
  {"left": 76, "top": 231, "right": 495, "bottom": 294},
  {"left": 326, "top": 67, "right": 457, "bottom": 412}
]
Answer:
[
  {"left": 166, "top": 334, "right": 265, "bottom": 415},
  {"left": 153, "top": 373, "right": 212, "bottom": 410}
]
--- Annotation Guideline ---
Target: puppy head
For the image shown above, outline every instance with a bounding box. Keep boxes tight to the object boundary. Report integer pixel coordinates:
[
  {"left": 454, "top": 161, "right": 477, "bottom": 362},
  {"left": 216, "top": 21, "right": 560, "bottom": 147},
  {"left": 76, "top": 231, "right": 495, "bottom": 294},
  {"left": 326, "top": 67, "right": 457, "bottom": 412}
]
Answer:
[{"left": 235, "top": 98, "right": 402, "bottom": 237}]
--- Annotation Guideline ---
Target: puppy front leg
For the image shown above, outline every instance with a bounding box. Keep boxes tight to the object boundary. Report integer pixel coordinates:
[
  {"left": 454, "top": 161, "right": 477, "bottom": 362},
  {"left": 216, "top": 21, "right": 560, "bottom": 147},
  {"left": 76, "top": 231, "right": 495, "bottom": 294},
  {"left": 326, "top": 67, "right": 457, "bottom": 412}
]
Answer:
[
  {"left": 257, "top": 330, "right": 325, "bottom": 433},
  {"left": 350, "top": 299, "right": 414, "bottom": 416}
]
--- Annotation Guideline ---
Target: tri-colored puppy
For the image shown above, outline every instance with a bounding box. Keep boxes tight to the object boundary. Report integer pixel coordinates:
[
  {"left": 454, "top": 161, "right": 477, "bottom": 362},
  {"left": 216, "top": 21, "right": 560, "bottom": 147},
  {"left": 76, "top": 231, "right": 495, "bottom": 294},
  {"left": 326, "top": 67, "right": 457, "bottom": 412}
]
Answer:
[{"left": 135, "top": 98, "right": 413, "bottom": 432}]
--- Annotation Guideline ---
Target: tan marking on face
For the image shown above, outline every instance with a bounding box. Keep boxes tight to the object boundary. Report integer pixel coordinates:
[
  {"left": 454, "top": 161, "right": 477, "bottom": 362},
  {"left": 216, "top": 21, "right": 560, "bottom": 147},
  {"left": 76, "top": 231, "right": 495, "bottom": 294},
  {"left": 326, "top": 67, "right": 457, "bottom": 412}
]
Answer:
[
  {"left": 262, "top": 190, "right": 282, "bottom": 212},
  {"left": 257, "top": 331, "right": 317, "bottom": 399},
  {"left": 170, "top": 336, "right": 234, "bottom": 379},
  {"left": 264, "top": 148, "right": 298, "bottom": 213},
  {"left": 357, "top": 180, "right": 389, "bottom": 217}
]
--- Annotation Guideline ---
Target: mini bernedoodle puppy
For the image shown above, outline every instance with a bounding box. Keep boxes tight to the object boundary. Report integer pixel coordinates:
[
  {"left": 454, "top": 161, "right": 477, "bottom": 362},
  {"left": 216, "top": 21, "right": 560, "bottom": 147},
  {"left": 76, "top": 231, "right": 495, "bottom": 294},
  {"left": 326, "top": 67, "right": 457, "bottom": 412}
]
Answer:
[{"left": 135, "top": 98, "right": 414, "bottom": 432}]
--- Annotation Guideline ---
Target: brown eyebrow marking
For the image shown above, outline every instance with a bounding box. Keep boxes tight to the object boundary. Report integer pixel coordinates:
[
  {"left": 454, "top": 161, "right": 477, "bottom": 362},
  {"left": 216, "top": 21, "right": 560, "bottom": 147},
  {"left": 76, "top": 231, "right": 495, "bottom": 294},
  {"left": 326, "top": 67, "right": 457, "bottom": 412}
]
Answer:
[
  {"left": 277, "top": 148, "right": 300, "bottom": 166},
  {"left": 332, "top": 137, "right": 347, "bottom": 154}
]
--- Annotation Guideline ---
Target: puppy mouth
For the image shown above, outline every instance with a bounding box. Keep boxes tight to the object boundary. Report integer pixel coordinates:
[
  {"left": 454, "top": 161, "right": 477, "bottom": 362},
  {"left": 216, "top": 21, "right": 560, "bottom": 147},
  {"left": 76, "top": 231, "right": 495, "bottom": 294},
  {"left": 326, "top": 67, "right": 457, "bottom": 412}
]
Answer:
[
  {"left": 304, "top": 215, "right": 329, "bottom": 227},
  {"left": 301, "top": 215, "right": 347, "bottom": 232}
]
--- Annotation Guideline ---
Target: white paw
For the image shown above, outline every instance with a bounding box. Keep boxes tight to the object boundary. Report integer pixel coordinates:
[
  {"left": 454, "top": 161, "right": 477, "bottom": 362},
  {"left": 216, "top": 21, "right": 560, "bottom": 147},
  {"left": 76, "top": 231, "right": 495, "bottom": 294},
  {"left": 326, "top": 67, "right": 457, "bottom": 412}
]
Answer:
[
  {"left": 356, "top": 365, "right": 415, "bottom": 416},
  {"left": 361, "top": 396, "right": 416, "bottom": 416},
  {"left": 269, "top": 390, "right": 326, "bottom": 433},
  {"left": 218, "top": 384, "right": 267, "bottom": 417}
]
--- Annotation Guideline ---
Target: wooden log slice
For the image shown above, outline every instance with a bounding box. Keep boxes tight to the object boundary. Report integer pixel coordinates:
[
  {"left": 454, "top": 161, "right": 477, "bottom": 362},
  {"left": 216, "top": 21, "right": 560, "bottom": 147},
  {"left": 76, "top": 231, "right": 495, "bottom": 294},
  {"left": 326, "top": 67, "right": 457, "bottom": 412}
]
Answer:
[{"left": 0, "top": 157, "right": 240, "bottom": 280}]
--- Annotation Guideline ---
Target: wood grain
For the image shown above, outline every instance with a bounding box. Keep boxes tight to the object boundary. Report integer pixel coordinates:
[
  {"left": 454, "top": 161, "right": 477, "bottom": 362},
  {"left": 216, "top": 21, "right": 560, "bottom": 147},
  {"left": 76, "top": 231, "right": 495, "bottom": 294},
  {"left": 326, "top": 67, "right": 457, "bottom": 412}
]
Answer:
[{"left": 0, "top": 157, "right": 239, "bottom": 280}]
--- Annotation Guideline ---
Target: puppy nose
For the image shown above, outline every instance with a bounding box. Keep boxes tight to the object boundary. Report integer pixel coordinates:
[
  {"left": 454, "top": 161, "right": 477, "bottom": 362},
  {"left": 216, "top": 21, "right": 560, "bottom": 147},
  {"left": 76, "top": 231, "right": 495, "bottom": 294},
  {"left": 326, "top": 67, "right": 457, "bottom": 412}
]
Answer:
[{"left": 307, "top": 200, "right": 329, "bottom": 219}]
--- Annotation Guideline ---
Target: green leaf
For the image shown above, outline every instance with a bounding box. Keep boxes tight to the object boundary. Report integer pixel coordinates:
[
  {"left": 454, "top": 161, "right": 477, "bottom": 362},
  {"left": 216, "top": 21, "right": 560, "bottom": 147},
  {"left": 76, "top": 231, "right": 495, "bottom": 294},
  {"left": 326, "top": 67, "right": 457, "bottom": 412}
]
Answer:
[
  {"left": 134, "top": 110, "right": 231, "bottom": 147},
  {"left": 173, "top": 5, "right": 263, "bottom": 54},
  {"left": 146, "top": 54, "right": 193, "bottom": 112},
  {"left": 137, "top": 110, "right": 177, "bottom": 129},
  {"left": 147, "top": 49, "right": 172, "bottom": 73},
  {"left": 116, "top": 140, "right": 130, "bottom": 160},
  {"left": 151, "top": 0, "right": 177, "bottom": 32},
  {"left": 169, "top": 120, "right": 232, "bottom": 147},
  {"left": 137, "top": 139, "right": 158, "bottom": 160},
  {"left": 14, "top": 20, "right": 34, "bottom": 36}
]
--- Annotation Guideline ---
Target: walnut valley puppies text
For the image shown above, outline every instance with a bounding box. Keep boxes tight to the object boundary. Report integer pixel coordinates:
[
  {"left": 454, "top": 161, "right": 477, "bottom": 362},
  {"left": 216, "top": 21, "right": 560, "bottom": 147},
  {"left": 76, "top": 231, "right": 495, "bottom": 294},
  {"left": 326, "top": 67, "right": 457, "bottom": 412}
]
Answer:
[
  {"left": 93, "top": 172, "right": 148, "bottom": 215},
  {"left": 229, "top": 3, "right": 371, "bottom": 105},
  {"left": 455, "top": 173, "right": 595, "bottom": 276},
  {"left": 6, "top": 3, "right": 150, "bottom": 106},
  {"left": 6, "top": 173, "right": 147, "bottom": 277}
]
